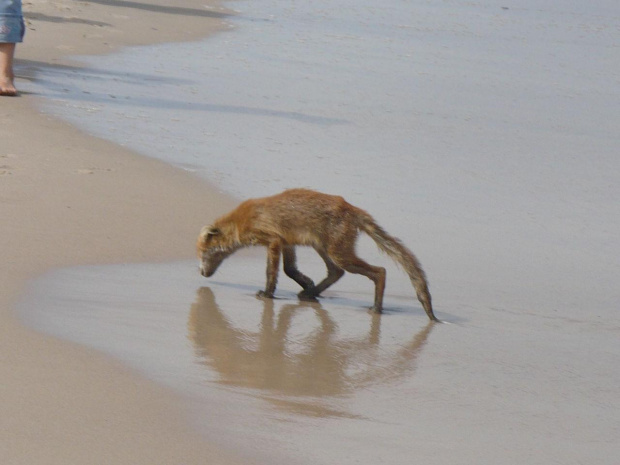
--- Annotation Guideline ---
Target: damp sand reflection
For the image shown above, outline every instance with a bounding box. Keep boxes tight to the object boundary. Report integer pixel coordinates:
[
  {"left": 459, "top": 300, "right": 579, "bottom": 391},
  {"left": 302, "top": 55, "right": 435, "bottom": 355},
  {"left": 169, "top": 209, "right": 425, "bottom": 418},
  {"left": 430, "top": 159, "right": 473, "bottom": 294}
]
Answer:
[{"left": 188, "top": 287, "right": 434, "bottom": 417}]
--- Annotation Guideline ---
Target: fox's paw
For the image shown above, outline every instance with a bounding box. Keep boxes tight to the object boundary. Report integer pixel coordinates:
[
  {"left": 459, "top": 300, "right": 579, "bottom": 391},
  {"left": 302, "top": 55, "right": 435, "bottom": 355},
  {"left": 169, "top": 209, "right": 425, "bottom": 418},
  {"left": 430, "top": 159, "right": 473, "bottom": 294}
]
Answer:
[
  {"left": 369, "top": 305, "right": 384, "bottom": 314},
  {"left": 297, "top": 289, "right": 319, "bottom": 302},
  {"left": 256, "top": 290, "right": 275, "bottom": 299}
]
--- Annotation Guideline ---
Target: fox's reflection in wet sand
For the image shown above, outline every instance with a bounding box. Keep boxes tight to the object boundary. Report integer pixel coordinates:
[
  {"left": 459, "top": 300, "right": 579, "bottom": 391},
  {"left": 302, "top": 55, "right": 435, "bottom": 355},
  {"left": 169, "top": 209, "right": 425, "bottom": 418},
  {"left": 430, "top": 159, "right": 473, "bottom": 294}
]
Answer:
[{"left": 188, "top": 287, "right": 434, "bottom": 416}]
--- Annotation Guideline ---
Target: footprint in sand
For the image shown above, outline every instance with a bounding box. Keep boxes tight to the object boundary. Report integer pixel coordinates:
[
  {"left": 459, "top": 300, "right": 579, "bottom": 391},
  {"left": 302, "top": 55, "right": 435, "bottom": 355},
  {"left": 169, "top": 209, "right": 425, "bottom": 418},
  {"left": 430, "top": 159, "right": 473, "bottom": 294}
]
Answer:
[
  {"left": 1, "top": 155, "right": 21, "bottom": 175},
  {"left": 76, "top": 167, "right": 114, "bottom": 175}
]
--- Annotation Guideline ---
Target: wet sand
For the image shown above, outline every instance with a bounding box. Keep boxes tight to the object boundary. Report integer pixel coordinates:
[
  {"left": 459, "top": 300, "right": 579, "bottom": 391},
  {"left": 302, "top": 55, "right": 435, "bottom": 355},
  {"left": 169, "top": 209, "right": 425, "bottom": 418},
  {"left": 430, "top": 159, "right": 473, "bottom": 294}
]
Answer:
[
  {"left": 17, "top": 259, "right": 437, "bottom": 464},
  {"left": 17, "top": 258, "right": 620, "bottom": 464},
  {"left": 1, "top": 1, "right": 244, "bottom": 464}
]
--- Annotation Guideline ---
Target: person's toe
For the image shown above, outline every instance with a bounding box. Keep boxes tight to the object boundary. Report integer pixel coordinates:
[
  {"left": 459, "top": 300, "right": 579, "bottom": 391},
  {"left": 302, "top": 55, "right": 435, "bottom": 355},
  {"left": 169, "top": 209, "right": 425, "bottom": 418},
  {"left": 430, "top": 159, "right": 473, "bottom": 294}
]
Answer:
[{"left": 0, "top": 78, "right": 18, "bottom": 96}]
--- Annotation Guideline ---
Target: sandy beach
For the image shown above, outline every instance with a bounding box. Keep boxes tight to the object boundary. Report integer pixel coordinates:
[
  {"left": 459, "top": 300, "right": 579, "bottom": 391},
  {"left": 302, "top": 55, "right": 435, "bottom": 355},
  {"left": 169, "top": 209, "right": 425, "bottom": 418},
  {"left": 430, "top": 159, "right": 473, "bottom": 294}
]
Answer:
[{"left": 2, "top": 1, "right": 243, "bottom": 463}]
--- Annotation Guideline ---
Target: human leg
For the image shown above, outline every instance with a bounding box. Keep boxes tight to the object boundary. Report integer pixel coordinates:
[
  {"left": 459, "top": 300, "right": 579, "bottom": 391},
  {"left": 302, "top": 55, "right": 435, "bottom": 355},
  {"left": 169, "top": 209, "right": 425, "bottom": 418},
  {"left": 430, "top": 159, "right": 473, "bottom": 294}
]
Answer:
[{"left": 0, "top": 42, "right": 17, "bottom": 96}]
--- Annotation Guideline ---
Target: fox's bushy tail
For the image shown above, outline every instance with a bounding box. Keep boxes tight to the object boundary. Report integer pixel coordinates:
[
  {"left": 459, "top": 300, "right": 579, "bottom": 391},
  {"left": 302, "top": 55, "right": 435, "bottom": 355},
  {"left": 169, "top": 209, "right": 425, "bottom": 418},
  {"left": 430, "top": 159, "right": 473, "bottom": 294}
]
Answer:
[{"left": 359, "top": 213, "right": 437, "bottom": 321}]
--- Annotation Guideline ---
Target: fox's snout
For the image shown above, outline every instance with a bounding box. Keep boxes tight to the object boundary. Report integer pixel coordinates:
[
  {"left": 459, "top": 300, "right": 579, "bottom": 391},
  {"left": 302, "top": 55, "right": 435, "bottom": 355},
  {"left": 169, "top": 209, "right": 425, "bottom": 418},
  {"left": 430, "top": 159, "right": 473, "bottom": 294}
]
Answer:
[
  {"left": 199, "top": 248, "right": 231, "bottom": 279},
  {"left": 200, "top": 264, "right": 214, "bottom": 278}
]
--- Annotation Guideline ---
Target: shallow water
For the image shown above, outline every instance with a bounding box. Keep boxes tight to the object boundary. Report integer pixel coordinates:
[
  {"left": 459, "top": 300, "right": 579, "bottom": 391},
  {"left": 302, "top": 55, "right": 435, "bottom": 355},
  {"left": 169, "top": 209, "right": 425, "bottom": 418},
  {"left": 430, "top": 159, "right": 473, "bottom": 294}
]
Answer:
[
  {"left": 17, "top": 0, "right": 620, "bottom": 463},
  {"left": 18, "top": 257, "right": 620, "bottom": 464}
]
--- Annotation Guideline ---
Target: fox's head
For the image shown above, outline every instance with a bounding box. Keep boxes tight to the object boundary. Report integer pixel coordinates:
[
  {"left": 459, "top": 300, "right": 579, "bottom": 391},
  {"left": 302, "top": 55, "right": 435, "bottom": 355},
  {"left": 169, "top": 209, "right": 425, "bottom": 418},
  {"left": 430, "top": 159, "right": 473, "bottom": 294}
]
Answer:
[{"left": 197, "top": 225, "right": 238, "bottom": 277}]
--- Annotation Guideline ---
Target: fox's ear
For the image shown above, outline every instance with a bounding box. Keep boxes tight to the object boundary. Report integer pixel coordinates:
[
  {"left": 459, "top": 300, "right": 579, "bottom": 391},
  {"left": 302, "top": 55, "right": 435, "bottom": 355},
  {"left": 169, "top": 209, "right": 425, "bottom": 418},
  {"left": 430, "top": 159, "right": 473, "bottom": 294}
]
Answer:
[{"left": 199, "top": 225, "right": 220, "bottom": 241}]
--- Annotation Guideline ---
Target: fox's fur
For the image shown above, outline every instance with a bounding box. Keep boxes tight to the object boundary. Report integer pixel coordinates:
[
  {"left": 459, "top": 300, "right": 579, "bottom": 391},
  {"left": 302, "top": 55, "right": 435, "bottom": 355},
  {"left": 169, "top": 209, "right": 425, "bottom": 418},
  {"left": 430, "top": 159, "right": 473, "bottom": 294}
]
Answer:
[{"left": 197, "top": 189, "right": 437, "bottom": 321}]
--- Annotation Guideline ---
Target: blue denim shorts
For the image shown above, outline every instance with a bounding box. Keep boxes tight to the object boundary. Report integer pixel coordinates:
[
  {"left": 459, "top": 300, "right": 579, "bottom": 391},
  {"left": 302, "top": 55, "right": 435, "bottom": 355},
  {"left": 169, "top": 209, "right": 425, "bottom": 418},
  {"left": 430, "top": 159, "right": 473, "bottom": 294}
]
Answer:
[{"left": 0, "top": 0, "right": 24, "bottom": 43}]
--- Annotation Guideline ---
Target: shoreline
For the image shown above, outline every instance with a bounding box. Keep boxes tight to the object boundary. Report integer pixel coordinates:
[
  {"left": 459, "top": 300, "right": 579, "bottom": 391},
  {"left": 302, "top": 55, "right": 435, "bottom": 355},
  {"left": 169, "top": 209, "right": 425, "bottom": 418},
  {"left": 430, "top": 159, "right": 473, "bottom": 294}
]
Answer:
[{"left": 1, "top": 1, "right": 244, "bottom": 463}]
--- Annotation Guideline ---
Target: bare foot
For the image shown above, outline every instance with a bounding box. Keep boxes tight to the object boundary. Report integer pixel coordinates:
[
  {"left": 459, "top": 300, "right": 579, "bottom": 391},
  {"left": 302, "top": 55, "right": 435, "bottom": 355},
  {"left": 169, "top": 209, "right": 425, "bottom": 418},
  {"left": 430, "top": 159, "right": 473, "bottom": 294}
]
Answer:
[{"left": 0, "top": 75, "right": 17, "bottom": 96}]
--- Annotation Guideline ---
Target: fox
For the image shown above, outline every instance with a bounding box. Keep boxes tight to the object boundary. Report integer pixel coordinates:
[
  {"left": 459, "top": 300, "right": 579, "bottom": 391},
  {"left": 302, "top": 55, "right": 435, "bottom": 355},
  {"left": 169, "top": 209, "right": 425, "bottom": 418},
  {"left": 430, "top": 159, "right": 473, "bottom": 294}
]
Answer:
[{"left": 197, "top": 188, "right": 438, "bottom": 322}]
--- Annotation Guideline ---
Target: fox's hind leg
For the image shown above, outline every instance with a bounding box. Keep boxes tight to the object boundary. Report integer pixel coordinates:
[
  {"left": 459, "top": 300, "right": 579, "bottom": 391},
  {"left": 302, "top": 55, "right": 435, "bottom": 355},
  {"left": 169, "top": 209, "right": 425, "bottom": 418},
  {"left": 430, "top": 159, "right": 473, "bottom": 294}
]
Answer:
[
  {"left": 329, "top": 245, "right": 386, "bottom": 313},
  {"left": 307, "top": 248, "right": 345, "bottom": 298},
  {"left": 282, "top": 246, "right": 317, "bottom": 298}
]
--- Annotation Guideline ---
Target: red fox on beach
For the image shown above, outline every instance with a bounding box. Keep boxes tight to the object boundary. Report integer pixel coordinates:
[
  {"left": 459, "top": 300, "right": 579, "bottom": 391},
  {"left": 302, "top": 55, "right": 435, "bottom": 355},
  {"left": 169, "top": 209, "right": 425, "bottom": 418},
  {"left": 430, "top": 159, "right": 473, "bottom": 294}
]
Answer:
[{"left": 197, "top": 189, "right": 438, "bottom": 322}]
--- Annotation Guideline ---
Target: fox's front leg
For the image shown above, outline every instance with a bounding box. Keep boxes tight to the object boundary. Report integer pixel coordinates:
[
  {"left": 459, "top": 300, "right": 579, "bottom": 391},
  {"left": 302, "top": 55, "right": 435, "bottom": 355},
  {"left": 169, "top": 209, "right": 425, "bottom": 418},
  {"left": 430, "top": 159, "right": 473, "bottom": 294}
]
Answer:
[
  {"left": 257, "top": 240, "right": 282, "bottom": 298},
  {"left": 282, "top": 246, "right": 317, "bottom": 299}
]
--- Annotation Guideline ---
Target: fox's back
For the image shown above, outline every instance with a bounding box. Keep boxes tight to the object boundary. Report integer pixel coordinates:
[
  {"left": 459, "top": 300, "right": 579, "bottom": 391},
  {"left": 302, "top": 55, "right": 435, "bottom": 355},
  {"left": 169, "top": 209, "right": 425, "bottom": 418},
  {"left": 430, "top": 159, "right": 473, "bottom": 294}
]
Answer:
[{"left": 249, "top": 189, "right": 363, "bottom": 245}]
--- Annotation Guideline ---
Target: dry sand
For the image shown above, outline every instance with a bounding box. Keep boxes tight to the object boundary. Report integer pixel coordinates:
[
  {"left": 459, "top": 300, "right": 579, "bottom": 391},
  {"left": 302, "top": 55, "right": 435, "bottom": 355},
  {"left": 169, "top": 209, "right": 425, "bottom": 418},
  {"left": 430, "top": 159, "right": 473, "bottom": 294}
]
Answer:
[{"left": 1, "top": 1, "right": 244, "bottom": 463}]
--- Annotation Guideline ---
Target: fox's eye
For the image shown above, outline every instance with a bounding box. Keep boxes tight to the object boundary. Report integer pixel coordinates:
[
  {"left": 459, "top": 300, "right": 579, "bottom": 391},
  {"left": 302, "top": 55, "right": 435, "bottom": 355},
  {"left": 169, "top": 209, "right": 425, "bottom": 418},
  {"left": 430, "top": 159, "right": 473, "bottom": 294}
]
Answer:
[{"left": 208, "top": 227, "right": 221, "bottom": 237}]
